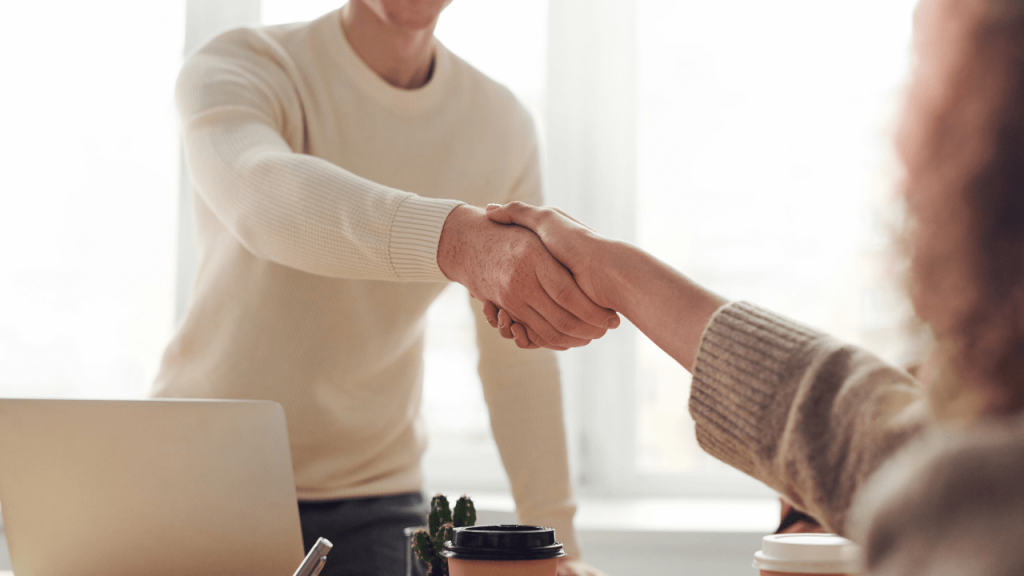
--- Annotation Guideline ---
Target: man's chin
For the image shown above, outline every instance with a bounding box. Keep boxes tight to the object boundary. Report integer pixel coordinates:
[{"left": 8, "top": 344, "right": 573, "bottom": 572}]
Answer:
[{"left": 382, "top": 1, "right": 448, "bottom": 31}]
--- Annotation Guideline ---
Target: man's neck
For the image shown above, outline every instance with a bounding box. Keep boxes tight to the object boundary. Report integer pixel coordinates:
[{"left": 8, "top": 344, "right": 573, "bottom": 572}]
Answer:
[{"left": 341, "top": 2, "right": 437, "bottom": 90}]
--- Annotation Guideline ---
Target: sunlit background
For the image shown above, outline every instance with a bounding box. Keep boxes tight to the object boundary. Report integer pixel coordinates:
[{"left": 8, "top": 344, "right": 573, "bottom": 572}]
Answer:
[
  {"left": 631, "top": 0, "right": 919, "bottom": 481},
  {"left": 1, "top": 0, "right": 919, "bottom": 504},
  {"left": 1, "top": 1, "right": 183, "bottom": 399}
]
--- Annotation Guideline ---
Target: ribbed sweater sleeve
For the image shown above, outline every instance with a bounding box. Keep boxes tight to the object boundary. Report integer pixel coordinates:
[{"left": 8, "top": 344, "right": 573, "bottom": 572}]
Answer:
[
  {"left": 689, "top": 302, "right": 931, "bottom": 535},
  {"left": 176, "top": 28, "right": 463, "bottom": 282}
]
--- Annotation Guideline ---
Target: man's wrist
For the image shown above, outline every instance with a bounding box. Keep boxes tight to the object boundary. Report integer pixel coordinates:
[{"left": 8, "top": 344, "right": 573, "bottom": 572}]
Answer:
[{"left": 437, "top": 204, "right": 480, "bottom": 283}]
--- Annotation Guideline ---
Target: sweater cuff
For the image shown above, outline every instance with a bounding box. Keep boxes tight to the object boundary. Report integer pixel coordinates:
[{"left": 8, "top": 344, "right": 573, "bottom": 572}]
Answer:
[
  {"left": 688, "top": 301, "right": 820, "bottom": 478},
  {"left": 388, "top": 195, "right": 465, "bottom": 282}
]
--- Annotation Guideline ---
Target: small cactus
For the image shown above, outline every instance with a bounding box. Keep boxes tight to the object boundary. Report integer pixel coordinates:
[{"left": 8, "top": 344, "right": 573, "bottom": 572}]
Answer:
[
  {"left": 453, "top": 495, "right": 476, "bottom": 528},
  {"left": 433, "top": 522, "right": 454, "bottom": 556},
  {"left": 411, "top": 530, "right": 437, "bottom": 572},
  {"left": 428, "top": 494, "right": 452, "bottom": 536},
  {"left": 412, "top": 494, "right": 476, "bottom": 576}
]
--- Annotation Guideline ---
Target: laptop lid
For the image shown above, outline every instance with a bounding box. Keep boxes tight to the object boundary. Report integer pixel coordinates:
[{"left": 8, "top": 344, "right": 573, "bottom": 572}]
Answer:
[{"left": 0, "top": 398, "right": 305, "bottom": 576}]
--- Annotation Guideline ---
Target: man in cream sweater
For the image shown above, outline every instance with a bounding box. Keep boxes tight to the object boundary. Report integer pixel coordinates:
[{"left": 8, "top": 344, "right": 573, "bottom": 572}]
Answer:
[{"left": 153, "top": 1, "right": 613, "bottom": 575}]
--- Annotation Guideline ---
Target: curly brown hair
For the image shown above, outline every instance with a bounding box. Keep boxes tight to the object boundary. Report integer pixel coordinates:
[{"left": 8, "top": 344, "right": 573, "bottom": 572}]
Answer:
[{"left": 902, "top": 0, "right": 1024, "bottom": 416}]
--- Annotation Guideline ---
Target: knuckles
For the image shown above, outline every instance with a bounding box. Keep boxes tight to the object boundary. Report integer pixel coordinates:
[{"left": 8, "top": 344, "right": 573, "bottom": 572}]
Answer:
[
  {"left": 552, "top": 311, "right": 579, "bottom": 334},
  {"left": 553, "top": 284, "right": 576, "bottom": 307},
  {"left": 506, "top": 201, "right": 527, "bottom": 213}
]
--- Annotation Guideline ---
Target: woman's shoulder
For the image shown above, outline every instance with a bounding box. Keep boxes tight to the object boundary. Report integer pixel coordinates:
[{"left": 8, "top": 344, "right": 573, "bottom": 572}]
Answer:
[{"left": 853, "top": 414, "right": 1024, "bottom": 576}]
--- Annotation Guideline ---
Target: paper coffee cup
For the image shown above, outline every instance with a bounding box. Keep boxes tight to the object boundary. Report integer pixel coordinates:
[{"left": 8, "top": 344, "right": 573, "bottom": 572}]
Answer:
[
  {"left": 752, "top": 533, "right": 862, "bottom": 575},
  {"left": 442, "top": 525, "right": 565, "bottom": 576}
]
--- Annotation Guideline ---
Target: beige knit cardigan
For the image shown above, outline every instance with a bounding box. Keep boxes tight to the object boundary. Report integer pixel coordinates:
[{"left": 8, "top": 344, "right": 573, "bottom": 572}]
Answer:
[{"left": 691, "top": 302, "right": 1024, "bottom": 575}]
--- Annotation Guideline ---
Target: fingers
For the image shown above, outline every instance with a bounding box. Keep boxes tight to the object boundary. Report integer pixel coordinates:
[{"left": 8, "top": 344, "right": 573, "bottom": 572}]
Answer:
[
  {"left": 511, "top": 323, "right": 547, "bottom": 350},
  {"left": 549, "top": 207, "right": 594, "bottom": 231},
  {"left": 516, "top": 301, "right": 592, "bottom": 348},
  {"left": 478, "top": 210, "right": 613, "bottom": 347},
  {"left": 495, "top": 257, "right": 614, "bottom": 344},
  {"left": 487, "top": 202, "right": 594, "bottom": 232},
  {"left": 510, "top": 322, "right": 529, "bottom": 348},
  {"left": 499, "top": 308, "right": 562, "bottom": 351},
  {"left": 483, "top": 301, "right": 499, "bottom": 328},
  {"left": 523, "top": 324, "right": 561, "bottom": 350},
  {"left": 496, "top": 308, "right": 515, "bottom": 340},
  {"left": 482, "top": 260, "right": 585, "bottom": 347},
  {"left": 535, "top": 263, "right": 619, "bottom": 334},
  {"left": 485, "top": 201, "right": 545, "bottom": 230}
]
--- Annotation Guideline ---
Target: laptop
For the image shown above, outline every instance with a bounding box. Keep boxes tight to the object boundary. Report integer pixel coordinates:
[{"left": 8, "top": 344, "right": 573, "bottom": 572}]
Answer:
[{"left": 0, "top": 399, "right": 305, "bottom": 576}]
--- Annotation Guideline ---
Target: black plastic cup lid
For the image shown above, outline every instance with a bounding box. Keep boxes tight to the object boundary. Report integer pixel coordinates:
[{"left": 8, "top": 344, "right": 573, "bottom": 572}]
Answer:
[{"left": 441, "top": 525, "right": 566, "bottom": 561}]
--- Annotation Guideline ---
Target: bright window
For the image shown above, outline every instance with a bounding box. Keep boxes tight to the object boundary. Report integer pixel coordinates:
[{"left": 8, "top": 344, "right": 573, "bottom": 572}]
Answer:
[
  {"left": 632, "top": 0, "right": 919, "bottom": 487},
  {"left": 0, "top": 1, "right": 184, "bottom": 399}
]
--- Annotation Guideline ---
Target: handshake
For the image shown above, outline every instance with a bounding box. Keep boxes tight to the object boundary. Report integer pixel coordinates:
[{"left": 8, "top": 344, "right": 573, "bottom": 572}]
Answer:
[{"left": 437, "top": 202, "right": 622, "bottom": 351}]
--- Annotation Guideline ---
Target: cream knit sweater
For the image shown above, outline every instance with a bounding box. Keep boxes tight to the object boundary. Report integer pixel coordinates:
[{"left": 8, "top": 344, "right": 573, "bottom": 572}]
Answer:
[{"left": 153, "top": 9, "right": 579, "bottom": 555}]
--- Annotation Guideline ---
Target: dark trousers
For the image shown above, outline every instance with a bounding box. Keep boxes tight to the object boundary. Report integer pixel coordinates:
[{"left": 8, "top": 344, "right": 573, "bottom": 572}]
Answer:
[{"left": 299, "top": 492, "right": 428, "bottom": 576}]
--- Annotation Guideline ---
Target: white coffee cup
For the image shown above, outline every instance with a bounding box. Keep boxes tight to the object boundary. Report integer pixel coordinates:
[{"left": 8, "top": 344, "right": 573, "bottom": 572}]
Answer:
[{"left": 752, "top": 533, "right": 862, "bottom": 575}]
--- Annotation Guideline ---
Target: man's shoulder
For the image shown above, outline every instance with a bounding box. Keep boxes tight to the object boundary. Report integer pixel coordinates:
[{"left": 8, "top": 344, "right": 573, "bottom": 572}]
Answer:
[
  {"left": 176, "top": 20, "right": 326, "bottom": 135},
  {"left": 440, "top": 45, "right": 536, "bottom": 141},
  {"left": 179, "top": 17, "right": 328, "bottom": 103},
  {"left": 444, "top": 49, "right": 519, "bottom": 107},
  {"left": 188, "top": 21, "right": 307, "bottom": 69}
]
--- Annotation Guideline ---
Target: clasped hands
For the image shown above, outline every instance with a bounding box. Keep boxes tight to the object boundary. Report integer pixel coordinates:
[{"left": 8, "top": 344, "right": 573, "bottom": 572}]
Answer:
[{"left": 437, "top": 202, "right": 618, "bottom": 350}]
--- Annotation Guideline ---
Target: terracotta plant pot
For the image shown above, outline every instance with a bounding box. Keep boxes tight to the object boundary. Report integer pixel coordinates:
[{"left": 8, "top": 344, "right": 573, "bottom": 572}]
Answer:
[
  {"left": 448, "top": 557, "right": 558, "bottom": 576},
  {"left": 758, "top": 571, "right": 847, "bottom": 576},
  {"left": 442, "top": 525, "right": 564, "bottom": 576}
]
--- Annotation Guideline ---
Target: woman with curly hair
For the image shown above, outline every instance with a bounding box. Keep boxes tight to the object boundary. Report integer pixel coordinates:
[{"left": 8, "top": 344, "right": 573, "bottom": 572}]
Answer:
[{"left": 481, "top": 0, "right": 1024, "bottom": 573}]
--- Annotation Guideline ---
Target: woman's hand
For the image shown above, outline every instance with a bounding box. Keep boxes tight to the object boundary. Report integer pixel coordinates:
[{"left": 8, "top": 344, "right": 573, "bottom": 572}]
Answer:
[
  {"left": 482, "top": 202, "right": 621, "bottom": 348},
  {"left": 483, "top": 201, "right": 727, "bottom": 369}
]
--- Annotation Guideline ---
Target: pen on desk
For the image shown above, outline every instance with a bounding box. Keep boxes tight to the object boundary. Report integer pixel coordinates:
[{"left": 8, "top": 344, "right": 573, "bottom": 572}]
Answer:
[
  {"left": 293, "top": 537, "right": 333, "bottom": 576},
  {"left": 309, "top": 555, "right": 328, "bottom": 576}
]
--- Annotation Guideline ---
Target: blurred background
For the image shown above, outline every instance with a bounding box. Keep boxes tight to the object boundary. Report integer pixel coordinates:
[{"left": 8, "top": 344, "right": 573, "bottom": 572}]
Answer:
[{"left": 0, "top": 0, "right": 921, "bottom": 573}]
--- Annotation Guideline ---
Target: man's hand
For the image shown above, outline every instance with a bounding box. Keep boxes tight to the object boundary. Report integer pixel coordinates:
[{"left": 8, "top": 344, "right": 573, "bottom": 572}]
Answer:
[
  {"left": 481, "top": 202, "right": 622, "bottom": 347},
  {"left": 437, "top": 205, "right": 619, "bottom": 350},
  {"left": 558, "top": 557, "right": 609, "bottom": 576},
  {"left": 484, "top": 202, "right": 618, "bottom": 309}
]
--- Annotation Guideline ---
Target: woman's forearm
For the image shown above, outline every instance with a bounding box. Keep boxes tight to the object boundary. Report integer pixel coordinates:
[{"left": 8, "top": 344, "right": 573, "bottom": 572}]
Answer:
[{"left": 599, "top": 240, "right": 728, "bottom": 371}]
